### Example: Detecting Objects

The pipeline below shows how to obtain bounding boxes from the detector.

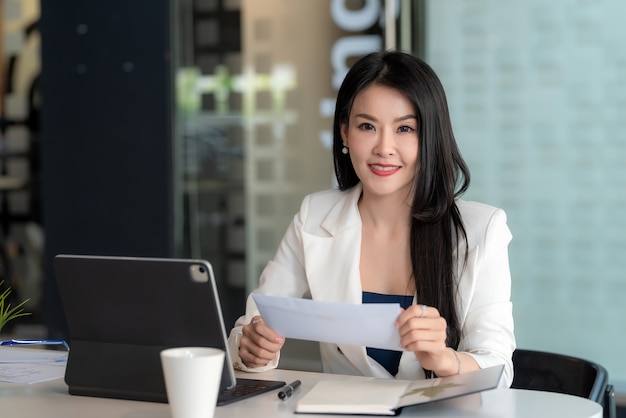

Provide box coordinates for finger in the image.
[402,339,445,355]
[239,333,281,367]
[239,317,284,367]
[396,305,427,328]
[399,318,447,339]
[399,318,447,341]
[400,326,448,357]
[247,317,284,346]
[398,316,447,350]
[400,328,446,349]
[405,304,439,319]
[240,330,281,356]
[398,314,447,333]
[239,347,275,367]
[239,340,277,364]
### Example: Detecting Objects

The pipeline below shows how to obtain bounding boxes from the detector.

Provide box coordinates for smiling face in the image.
[341,83,419,202]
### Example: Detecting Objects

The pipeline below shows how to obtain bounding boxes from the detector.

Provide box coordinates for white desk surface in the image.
[0,367,603,418]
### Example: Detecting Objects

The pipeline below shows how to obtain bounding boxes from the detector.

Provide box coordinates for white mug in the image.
[160,347,225,418]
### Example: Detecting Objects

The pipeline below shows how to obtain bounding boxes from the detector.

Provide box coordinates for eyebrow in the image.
[354,113,417,123]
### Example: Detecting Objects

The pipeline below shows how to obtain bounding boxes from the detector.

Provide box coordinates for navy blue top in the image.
[362,291,414,376]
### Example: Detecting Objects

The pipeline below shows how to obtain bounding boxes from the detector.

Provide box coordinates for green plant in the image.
[0,280,31,333]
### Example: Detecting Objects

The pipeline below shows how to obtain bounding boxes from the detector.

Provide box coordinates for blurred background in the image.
[0,0,624,409]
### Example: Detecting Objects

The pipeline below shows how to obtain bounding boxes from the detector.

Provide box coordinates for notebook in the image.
[54,254,285,405]
[295,365,504,415]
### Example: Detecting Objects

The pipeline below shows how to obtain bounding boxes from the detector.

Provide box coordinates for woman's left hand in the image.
[396,304,453,375]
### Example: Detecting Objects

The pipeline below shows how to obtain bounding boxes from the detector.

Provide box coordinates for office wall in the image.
[39,1,176,339]
[426,0,626,392]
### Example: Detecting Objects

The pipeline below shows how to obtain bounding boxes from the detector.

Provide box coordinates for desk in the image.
[0,368,603,418]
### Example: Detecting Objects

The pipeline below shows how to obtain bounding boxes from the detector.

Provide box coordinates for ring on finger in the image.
[420,304,427,318]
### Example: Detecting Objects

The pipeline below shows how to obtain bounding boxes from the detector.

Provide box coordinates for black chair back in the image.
[511,349,615,418]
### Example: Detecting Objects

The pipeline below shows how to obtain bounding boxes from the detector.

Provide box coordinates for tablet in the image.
[54,254,284,405]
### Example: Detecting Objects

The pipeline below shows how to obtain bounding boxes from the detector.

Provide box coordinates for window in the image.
[426,0,626,392]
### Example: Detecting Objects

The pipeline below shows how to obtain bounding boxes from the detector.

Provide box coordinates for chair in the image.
[511,349,616,418]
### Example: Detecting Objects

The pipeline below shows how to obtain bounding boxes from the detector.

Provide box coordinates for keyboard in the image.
[217,378,286,406]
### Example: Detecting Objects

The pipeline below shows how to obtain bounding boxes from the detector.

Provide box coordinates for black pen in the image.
[278,379,302,400]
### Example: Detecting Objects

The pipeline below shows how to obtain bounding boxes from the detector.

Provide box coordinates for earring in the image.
[341,143,349,154]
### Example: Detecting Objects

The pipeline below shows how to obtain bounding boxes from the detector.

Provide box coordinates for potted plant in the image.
[0,280,31,333]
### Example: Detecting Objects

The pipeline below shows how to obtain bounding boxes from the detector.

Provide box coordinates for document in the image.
[0,347,68,384]
[295,365,504,415]
[252,294,405,351]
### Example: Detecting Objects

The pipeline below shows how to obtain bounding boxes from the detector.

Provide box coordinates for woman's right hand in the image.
[239,316,285,368]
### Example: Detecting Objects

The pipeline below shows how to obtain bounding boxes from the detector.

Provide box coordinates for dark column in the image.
[39,1,175,339]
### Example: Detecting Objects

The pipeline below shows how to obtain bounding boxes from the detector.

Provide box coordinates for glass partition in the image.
[174,0,386,297]
[425,0,626,392]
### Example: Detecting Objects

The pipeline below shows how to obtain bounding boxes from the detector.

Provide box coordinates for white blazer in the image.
[228,184,516,387]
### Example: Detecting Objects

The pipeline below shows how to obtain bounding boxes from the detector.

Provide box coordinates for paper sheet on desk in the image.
[252,294,406,351]
[0,348,67,384]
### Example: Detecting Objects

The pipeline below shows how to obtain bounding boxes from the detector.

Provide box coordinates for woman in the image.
[227,50,515,386]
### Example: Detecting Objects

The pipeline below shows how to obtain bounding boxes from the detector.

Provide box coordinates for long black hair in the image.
[333,50,470,350]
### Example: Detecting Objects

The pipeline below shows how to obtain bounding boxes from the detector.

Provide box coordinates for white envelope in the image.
[252,294,406,351]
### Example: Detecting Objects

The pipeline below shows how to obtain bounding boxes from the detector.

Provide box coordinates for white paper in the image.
[0,348,68,384]
[252,294,406,351]
[0,348,68,364]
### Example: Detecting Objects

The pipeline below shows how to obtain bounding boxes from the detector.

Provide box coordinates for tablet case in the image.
[54,255,241,402]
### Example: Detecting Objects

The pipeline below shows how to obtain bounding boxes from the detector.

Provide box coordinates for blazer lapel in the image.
[303,184,363,304]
